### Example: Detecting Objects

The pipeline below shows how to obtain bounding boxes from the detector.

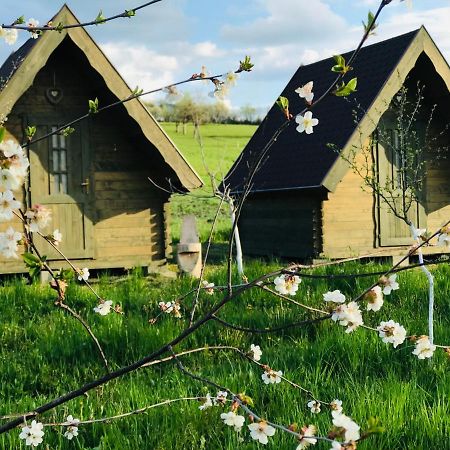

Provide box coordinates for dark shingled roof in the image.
[224,29,420,194]
[0,37,39,90]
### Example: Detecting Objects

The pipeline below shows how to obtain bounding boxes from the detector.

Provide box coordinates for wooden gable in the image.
[0,4,202,191]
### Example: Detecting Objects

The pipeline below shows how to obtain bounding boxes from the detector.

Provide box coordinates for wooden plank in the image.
[96,246,153,257]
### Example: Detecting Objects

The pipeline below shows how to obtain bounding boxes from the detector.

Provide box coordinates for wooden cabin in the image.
[224,28,450,260]
[0,5,202,274]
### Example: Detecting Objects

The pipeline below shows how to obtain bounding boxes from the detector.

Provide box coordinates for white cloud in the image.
[221,0,347,46]
[375,7,450,60]
[100,43,179,92]
[99,39,234,97]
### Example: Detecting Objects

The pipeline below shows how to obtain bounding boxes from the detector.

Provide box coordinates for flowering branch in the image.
[1,1,163,32]
[21,64,252,150]
[171,348,352,447]
[224,0,392,298]
[43,397,206,426]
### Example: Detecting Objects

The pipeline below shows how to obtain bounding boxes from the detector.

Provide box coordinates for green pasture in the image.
[1,260,450,448]
[160,122,257,244]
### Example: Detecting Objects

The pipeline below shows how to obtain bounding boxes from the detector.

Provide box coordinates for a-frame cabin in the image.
[0,5,202,274]
[224,28,450,260]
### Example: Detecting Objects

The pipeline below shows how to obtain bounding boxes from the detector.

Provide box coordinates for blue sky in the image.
[1,0,449,113]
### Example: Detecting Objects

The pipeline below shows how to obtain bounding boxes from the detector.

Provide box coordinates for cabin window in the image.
[50,126,68,194]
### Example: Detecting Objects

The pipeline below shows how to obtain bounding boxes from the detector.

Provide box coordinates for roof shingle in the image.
[224,29,420,194]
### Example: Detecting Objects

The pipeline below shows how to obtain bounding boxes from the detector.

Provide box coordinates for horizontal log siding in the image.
[238,192,321,259]
[426,159,450,236]
[0,39,171,273]
[93,172,165,265]
[322,150,376,258]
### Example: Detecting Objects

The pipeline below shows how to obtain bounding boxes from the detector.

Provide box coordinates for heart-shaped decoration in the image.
[45,88,63,105]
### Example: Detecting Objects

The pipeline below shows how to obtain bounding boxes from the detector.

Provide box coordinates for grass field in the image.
[1,123,449,448]
[1,261,450,448]
[160,122,257,245]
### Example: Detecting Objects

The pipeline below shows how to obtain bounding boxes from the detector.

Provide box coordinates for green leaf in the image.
[25,125,36,140]
[132,86,143,97]
[363,10,378,35]
[0,126,5,143]
[333,77,358,97]
[61,126,75,137]
[88,98,99,114]
[14,15,25,25]
[331,54,352,74]
[125,9,136,17]
[55,22,65,33]
[276,96,289,112]
[22,252,41,268]
[238,56,254,72]
[95,10,106,24]
[238,393,254,407]
[334,54,345,67]
[29,266,42,279]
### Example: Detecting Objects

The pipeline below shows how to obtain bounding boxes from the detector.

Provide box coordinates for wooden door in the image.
[376,129,426,246]
[29,122,93,259]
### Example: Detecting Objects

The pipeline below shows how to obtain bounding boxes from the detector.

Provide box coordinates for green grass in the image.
[160,122,257,245]
[1,261,450,448]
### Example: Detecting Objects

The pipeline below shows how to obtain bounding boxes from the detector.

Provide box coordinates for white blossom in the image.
[331,301,363,333]
[307,400,321,414]
[163,85,181,103]
[220,411,245,431]
[19,420,45,447]
[331,411,360,442]
[215,390,228,405]
[0,140,29,184]
[248,421,276,445]
[330,399,343,413]
[274,274,301,295]
[27,18,40,39]
[202,280,215,294]
[199,393,213,410]
[323,290,345,304]
[262,369,282,384]
[77,267,90,281]
[1,139,22,158]
[366,285,384,312]
[437,232,450,247]
[377,320,407,348]
[330,442,342,450]
[0,167,21,190]
[223,71,238,87]
[159,301,181,318]
[0,226,22,258]
[93,300,113,316]
[209,84,230,100]
[412,335,436,359]
[63,415,80,440]
[0,190,21,221]
[25,205,51,232]
[295,111,319,134]
[379,274,399,295]
[2,28,18,45]
[52,229,62,246]
[412,227,426,241]
[250,344,262,361]
[296,424,317,449]
[295,81,314,103]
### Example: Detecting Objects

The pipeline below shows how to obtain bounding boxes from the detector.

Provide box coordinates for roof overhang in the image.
[0,4,202,191]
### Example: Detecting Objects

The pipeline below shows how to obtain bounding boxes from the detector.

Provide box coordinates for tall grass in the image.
[1,261,450,448]
[160,122,256,244]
